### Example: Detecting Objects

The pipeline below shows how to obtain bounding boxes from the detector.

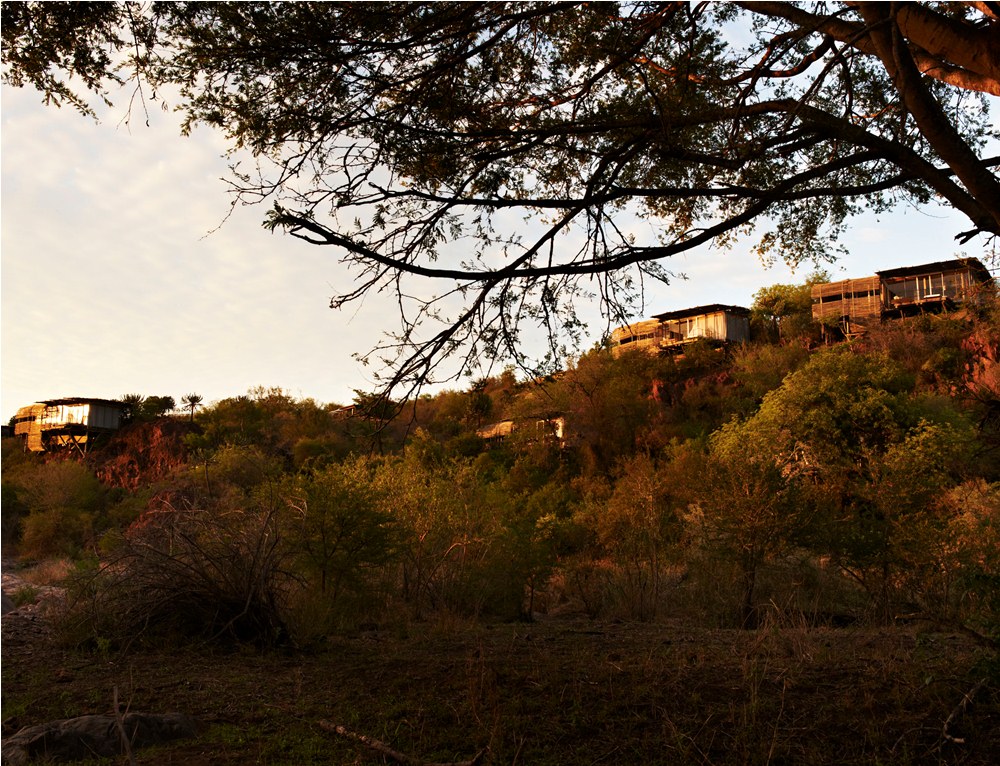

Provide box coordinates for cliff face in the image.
[90,419,195,490]
[965,326,1000,393]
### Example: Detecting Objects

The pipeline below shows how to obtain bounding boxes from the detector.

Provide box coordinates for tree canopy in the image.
[3,1,998,394]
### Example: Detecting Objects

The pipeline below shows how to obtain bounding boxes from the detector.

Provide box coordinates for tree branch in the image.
[853,2,1000,235]
[739,1,1000,95]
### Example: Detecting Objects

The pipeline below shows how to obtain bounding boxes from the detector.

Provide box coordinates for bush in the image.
[924,480,1000,637]
[20,507,95,559]
[6,459,105,558]
[65,503,295,648]
[282,461,398,612]
[1,481,29,544]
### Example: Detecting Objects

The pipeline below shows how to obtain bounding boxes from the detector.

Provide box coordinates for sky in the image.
[1,81,992,425]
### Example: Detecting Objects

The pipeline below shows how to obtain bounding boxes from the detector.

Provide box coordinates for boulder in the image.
[1,712,198,765]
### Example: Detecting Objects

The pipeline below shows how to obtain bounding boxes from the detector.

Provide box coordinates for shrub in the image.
[11,584,39,608]
[1,482,29,544]
[20,507,95,559]
[7,460,105,558]
[282,461,398,607]
[931,480,1000,637]
[65,503,295,648]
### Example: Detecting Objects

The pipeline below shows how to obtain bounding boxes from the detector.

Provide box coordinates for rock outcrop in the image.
[90,419,195,490]
[2,712,199,765]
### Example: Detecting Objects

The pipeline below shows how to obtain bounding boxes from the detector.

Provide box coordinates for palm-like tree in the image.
[119,393,145,424]
[181,393,204,422]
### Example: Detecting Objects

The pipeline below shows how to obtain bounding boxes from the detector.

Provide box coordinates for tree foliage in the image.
[180,393,204,422]
[716,348,982,619]
[7,459,105,558]
[3,1,998,392]
[3,285,999,641]
[689,428,804,628]
[138,395,176,421]
[750,270,829,342]
[283,459,397,601]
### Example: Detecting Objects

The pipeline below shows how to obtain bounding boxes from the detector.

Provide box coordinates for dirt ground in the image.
[3,581,999,766]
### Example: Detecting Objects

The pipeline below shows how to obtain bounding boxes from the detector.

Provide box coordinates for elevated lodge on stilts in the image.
[810,257,993,337]
[12,397,128,454]
[610,304,752,357]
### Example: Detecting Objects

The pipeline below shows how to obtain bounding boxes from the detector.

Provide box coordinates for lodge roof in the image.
[652,304,750,322]
[38,397,128,409]
[876,257,992,282]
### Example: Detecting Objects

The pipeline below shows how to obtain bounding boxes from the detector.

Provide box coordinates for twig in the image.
[112,685,137,766]
[318,721,487,766]
[942,678,987,745]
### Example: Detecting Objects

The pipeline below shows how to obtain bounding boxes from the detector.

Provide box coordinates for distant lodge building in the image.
[611,304,751,357]
[13,397,128,453]
[477,415,567,446]
[811,257,993,336]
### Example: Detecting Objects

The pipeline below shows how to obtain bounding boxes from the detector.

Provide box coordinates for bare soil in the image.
[3,599,998,766]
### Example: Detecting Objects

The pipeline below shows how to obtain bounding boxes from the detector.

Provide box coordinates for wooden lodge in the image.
[13,397,128,453]
[477,415,567,446]
[611,304,750,357]
[811,257,993,336]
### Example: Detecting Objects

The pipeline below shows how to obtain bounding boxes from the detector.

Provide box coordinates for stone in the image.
[1,712,199,765]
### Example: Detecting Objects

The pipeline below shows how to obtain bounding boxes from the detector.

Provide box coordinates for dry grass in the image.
[17,557,75,586]
[3,611,998,766]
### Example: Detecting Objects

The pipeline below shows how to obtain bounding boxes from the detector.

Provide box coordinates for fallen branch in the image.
[942,678,987,745]
[318,721,487,766]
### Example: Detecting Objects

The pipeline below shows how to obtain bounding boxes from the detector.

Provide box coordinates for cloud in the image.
[2,87,378,418]
[855,226,889,244]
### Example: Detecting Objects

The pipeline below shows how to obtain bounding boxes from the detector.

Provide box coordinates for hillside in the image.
[90,419,195,490]
[2,301,1000,764]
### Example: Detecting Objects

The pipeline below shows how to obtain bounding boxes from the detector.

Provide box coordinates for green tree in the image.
[939,480,1000,638]
[347,390,408,453]
[720,348,977,620]
[187,395,265,449]
[291,435,351,472]
[685,428,804,628]
[283,459,396,603]
[119,393,144,424]
[863,420,974,617]
[750,271,829,343]
[554,347,668,474]
[1,436,36,542]
[10,460,105,557]
[597,452,680,620]
[466,383,494,429]
[4,2,997,392]
[0,483,29,544]
[729,343,811,415]
[744,350,916,475]
[138,395,176,421]
[372,435,543,620]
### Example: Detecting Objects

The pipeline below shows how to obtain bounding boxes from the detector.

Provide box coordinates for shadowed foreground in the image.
[3,608,998,766]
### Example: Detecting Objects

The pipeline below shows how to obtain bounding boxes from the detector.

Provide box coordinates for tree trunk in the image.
[739,555,759,629]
